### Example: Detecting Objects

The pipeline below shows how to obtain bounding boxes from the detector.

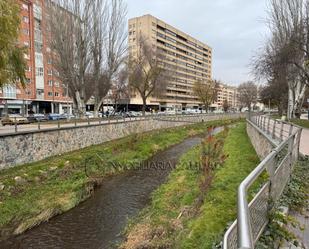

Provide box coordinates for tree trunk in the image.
[288,82,306,119]
[142,97,147,116]
[94,97,105,118]
[204,104,208,113]
[75,91,86,118]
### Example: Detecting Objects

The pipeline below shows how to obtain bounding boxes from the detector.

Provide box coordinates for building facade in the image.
[0,0,72,117]
[128,14,213,111]
[211,83,240,111]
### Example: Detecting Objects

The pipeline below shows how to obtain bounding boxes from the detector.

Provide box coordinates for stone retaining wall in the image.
[0,114,244,170]
[246,119,275,159]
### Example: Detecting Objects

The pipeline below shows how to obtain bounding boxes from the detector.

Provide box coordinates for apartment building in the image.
[0,0,72,116]
[211,84,240,111]
[128,14,212,111]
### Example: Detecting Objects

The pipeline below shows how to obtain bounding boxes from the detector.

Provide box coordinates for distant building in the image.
[128,14,213,111]
[211,83,240,111]
[0,0,72,116]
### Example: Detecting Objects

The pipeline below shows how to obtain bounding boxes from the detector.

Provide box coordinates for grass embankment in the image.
[0,118,241,240]
[291,118,309,129]
[121,122,261,249]
[271,115,309,129]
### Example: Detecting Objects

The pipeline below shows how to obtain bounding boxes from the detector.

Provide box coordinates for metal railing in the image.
[0,113,245,136]
[223,114,302,249]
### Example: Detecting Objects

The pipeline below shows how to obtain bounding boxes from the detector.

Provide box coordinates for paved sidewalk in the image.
[300,128,309,156]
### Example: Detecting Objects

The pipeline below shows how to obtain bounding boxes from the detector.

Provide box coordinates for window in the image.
[36,67,44,76]
[157,32,165,39]
[24,53,30,60]
[22,4,29,10]
[47,58,52,64]
[3,86,16,98]
[23,16,29,23]
[47,70,53,76]
[48,92,53,96]
[26,78,31,84]
[24,41,30,47]
[48,80,53,86]
[187,40,196,47]
[26,66,31,72]
[166,36,176,43]
[23,29,29,35]
[165,29,176,37]
[165,43,176,50]
[34,41,42,52]
[54,81,59,87]
[54,92,59,97]
[26,90,31,95]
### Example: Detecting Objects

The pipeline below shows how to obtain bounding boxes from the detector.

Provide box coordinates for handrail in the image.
[0,113,245,137]
[237,150,277,248]
[223,114,302,249]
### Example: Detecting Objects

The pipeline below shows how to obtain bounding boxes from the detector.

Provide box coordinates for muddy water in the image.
[0,127,223,249]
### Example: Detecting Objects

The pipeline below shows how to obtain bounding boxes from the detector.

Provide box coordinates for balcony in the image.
[33,5,42,20]
[34,29,42,43]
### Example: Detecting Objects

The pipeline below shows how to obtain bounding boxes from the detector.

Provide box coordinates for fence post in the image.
[296,130,302,161]
[87,116,90,125]
[267,117,271,134]
[288,135,295,175]
[272,119,276,139]
[280,122,284,141]
[14,117,17,133]
[74,117,77,127]
[38,119,41,130]
[288,124,293,137]
[58,119,60,129]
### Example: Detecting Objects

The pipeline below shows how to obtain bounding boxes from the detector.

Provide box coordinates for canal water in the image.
[0,127,223,249]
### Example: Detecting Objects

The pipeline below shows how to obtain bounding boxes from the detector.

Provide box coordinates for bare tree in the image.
[90,0,127,117]
[223,99,229,113]
[109,68,129,111]
[47,0,93,116]
[193,79,217,112]
[128,39,168,115]
[47,0,127,117]
[238,81,258,112]
[253,0,309,118]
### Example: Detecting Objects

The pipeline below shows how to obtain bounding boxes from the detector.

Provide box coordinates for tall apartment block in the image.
[213,84,240,111]
[128,14,213,111]
[0,0,72,116]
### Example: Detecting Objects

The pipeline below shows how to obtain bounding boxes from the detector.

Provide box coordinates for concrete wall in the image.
[0,114,244,170]
[246,120,275,160]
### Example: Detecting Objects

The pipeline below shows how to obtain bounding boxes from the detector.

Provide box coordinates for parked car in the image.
[60,113,75,120]
[129,111,143,117]
[85,112,94,119]
[47,113,63,121]
[1,114,30,126]
[27,114,48,123]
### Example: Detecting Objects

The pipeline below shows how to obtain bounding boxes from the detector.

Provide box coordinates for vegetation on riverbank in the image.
[256,156,309,248]
[291,118,309,129]
[121,122,261,249]
[0,118,241,241]
[272,115,309,129]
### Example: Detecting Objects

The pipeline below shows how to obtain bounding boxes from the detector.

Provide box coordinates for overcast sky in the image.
[127,0,270,86]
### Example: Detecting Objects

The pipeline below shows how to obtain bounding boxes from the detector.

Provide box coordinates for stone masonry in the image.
[0,114,244,170]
